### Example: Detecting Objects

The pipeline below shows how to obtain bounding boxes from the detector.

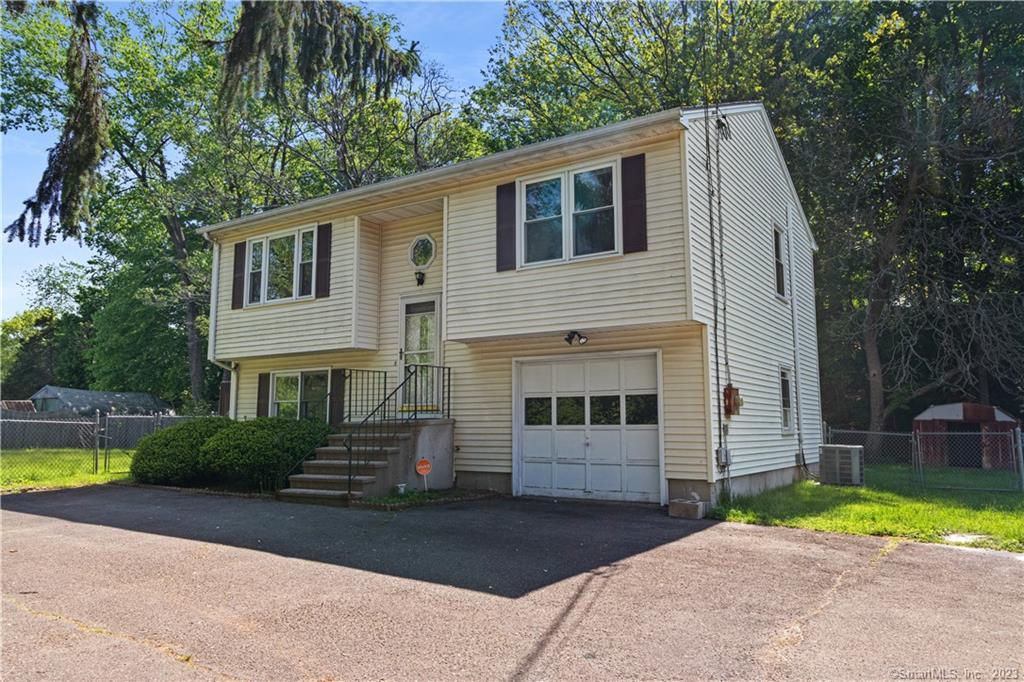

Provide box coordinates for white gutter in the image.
[196,107,701,237]
[206,236,220,364]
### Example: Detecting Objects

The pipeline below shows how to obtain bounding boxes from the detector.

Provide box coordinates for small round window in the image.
[409,234,436,269]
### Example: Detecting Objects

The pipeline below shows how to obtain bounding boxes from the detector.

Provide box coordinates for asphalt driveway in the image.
[2,485,1021,681]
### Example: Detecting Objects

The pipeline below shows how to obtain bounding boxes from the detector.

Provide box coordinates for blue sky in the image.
[0,1,506,318]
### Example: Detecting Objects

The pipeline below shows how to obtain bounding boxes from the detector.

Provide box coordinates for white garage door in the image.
[516,354,661,503]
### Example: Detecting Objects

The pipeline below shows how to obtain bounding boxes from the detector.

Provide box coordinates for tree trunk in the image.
[864,297,887,432]
[183,296,205,407]
[161,214,207,408]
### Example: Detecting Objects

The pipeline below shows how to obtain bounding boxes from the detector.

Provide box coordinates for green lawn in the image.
[711,465,1024,552]
[1,448,134,492]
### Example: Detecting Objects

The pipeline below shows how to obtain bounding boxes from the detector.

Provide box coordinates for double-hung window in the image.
[246,227,316,305]
[272,370,329,421]
[520,160,620,266]
[780,367,793,432]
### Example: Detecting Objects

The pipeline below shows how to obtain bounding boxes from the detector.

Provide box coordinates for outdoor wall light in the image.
[415,271,426,286]
[564,330,588,346]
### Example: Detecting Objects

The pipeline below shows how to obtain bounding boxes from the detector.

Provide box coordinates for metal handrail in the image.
[275,369,388,491]
[344,364,452,496]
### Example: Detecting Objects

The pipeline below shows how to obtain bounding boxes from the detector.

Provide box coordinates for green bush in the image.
[130,417,232,485]
[201,417,330,489]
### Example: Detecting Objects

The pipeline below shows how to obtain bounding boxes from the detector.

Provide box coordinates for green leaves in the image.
[218,1,420,109]
[4,1,108,245]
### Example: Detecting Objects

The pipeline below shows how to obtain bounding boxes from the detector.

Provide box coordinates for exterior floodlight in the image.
[564,330,587,346]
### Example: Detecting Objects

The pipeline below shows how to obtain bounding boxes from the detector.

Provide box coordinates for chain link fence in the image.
[1,412,205,490]
[828,427,1024,492]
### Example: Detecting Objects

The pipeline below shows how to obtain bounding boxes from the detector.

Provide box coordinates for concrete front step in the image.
[315,446,400,459]
[303,459,389,475]
[288,473,375,491]
[276,487,363,506]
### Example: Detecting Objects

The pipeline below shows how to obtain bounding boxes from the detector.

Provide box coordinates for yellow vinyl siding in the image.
[233,324,710,481]
[213,217,355,359]
[353,219,381,349]
[685,110,822,479]
[233,211,444,411]
[445,138,688,341]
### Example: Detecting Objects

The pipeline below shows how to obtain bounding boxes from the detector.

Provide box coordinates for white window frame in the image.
[773,224,788,301]
[244,225,317,307]
[270,368,330,420]
[779,366,794,433]
[516,157,623,269]
[408,234,437,270]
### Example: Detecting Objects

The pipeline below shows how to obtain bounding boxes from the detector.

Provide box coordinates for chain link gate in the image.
[1,412,206,489]
[827,427,1024,492]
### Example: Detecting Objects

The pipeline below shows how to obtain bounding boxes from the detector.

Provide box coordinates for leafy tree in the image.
[2,2,475,409]
[2,0,420,245]
[470,0,1024,427]
[2,0,107,246]
[1,308,59,398]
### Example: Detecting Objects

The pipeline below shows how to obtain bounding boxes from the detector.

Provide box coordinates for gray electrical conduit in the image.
[785,212,814,480]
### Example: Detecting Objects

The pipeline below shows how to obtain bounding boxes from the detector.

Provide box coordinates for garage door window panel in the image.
[524,397,552,426]
[589,395,622,425]
[556,396,585,425]
[626,394,658,425]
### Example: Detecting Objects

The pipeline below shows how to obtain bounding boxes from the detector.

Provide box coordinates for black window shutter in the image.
[496,182,516,271]
[621,154,647,254]
[315,223,332,298]
[329,368,346,428]
[256,373,270,417]
[218,370,231,416]
[231,242,246,309]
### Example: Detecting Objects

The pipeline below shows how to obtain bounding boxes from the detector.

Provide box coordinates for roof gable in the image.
[680,102,817,252]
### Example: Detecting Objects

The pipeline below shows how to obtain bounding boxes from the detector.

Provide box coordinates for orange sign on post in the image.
[416,458,432,491]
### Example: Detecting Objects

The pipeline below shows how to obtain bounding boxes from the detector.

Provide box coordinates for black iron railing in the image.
[274,365,450,494]
[275,369,387,491]
[343,364,451,495]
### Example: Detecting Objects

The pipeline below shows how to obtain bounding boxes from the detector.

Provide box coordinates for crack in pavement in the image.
[3,595,240,681]
[758,538,904,678]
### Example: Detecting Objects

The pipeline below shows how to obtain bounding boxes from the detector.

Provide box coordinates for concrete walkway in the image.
[2,485,1021,680]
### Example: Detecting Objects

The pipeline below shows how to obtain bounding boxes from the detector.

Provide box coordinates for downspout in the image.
[785,206,807,472]
[204,234,238,418]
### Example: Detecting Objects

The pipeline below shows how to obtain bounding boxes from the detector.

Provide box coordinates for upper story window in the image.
[773,225,787,298]
[246,227,316,306]
[519,160,621,267]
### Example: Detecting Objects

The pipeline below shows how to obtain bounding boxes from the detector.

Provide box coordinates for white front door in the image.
[517,353,661,502]
[400,294,440,412]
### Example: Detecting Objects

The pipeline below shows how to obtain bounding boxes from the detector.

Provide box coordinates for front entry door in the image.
[400,294,440,413]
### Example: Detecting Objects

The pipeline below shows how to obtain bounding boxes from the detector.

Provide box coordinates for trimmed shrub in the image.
[130,417,232,485]
[201,417,330,490]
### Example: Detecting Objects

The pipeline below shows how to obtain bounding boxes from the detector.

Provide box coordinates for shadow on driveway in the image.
[2,485,715,598]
